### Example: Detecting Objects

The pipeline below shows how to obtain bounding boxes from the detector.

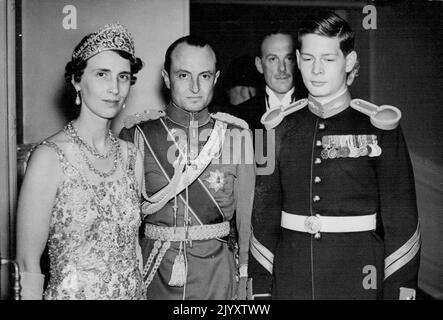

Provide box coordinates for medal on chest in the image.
[205,169,225,192]
[321,134,382,159]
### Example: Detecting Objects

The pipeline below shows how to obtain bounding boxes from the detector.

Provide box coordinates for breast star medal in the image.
[205,169,225,193]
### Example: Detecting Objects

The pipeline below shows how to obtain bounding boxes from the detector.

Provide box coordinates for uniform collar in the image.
[308,88,351,119]
[265,86,295,110]
[165,102,211,128]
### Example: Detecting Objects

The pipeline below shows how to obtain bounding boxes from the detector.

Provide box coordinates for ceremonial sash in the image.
[137,118,226,225]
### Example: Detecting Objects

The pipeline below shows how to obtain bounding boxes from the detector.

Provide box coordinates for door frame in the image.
[0,0,17,300]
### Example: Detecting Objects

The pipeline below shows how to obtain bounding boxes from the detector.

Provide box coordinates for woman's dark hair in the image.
[297,11,355,56]
[64,35,144,85]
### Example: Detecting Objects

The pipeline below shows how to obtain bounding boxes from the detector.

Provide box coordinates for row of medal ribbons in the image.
[321,134,382,159]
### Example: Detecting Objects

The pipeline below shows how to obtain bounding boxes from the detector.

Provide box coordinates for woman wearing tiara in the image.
[16,23,145,300]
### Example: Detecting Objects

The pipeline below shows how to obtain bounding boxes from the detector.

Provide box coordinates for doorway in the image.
[0,0,18,300]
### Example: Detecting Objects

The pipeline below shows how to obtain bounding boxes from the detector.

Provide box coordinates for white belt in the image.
[281,211,376,234]
[144,221,230,242]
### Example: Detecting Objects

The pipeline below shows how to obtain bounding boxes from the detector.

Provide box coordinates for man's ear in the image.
[345,51,357,73]
[255,56,264,74]
[296,50,302,70]
[214,70,221,85]
[161,69,171,89]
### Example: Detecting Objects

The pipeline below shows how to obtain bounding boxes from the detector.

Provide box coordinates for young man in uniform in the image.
[266,11,420,299]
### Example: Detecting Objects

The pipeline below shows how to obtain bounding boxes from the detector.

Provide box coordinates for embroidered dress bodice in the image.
[41,140,145,300]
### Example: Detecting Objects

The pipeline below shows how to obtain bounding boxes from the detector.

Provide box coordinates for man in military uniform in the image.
[265,11,420,299]
[120,36,255,300]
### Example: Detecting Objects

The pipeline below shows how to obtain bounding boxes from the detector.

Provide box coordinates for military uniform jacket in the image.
[265,93,420,299]
[119,103,255,300]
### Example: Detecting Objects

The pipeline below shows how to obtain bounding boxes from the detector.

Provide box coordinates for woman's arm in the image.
[15,144,61,299]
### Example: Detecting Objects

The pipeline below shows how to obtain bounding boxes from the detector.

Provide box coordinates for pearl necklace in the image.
[64,122,121,178]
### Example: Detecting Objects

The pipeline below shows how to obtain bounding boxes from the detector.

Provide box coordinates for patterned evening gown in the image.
[39,140,145,300]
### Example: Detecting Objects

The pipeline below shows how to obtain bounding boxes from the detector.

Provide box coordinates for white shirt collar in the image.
[265,86,295,110]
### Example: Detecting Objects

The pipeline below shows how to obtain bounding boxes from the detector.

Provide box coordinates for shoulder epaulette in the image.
[123,109,165,129]
[210,112,249,130]
[261,98,307,130]
[350,98,401,130]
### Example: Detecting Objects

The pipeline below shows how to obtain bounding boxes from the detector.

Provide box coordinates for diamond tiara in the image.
[72,23,135,61]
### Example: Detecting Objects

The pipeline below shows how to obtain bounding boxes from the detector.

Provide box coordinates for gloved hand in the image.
[20,272,44,300]
[236,277,248,300]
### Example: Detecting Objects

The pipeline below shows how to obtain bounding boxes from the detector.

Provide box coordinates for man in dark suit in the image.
[233,30,301,131]
[227,30,305,299]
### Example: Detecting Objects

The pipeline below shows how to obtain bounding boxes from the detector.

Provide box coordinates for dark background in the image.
[191,0,443,299]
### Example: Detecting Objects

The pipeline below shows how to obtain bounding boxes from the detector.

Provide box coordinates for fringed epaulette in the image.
[123,109,165,129]
[210,112,249,130]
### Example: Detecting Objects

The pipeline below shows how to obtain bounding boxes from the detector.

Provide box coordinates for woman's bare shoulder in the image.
[28,130,69,169]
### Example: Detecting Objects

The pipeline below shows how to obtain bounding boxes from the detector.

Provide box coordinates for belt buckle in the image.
[304,215,322,236]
